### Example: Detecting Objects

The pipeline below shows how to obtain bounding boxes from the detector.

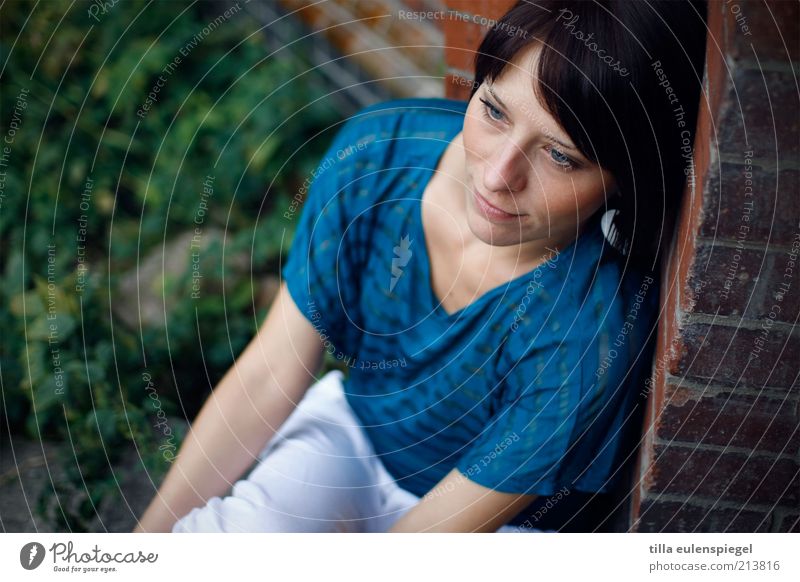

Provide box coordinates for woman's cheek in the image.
[462,102,481,142]
[537,171,578,213]
[462,117,490,167]
[576,169,615,212]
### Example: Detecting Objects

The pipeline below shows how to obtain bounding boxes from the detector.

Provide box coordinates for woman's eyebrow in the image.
[485,85,579,152]
[546,135,579,152]
[486,85,510,111]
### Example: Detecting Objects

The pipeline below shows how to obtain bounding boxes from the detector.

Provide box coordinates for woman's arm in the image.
[134,281,324,532]
[389,468,537,532]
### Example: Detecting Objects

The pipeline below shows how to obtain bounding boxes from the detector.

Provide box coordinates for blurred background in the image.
[2,0,798,534]
[0,0,451,532]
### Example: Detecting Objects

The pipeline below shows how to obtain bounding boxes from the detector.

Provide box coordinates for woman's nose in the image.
[482,143,527,193]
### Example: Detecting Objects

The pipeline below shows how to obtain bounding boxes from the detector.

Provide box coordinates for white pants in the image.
[173,370,533,533]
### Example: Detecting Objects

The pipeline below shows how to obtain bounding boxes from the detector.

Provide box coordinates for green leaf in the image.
[87,409,117,443]
[32,375,65,415]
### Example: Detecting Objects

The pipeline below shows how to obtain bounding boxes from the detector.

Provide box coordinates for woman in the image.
[135,0,706,533]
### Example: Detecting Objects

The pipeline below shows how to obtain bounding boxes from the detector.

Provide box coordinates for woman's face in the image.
[461,43,616,250]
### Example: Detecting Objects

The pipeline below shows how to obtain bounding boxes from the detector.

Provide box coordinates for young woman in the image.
[135,0,706,533]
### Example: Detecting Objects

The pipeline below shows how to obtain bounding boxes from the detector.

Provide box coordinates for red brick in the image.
[443,19,486,71]
[671,323,800,388]
[656,383,800,456]
[685,244,763,317]
[446,0,515,21]
[705,1,728,115]
[445,73,475,101]
[401,0,444,12]
[699,163,799,246]
[687,244,800,324]
[352,0,392,22]
[635,498,772,532]
[656,125,706,406]
[444,45,478,74]
[716,68,799,161]
[661,44,712,360]
[632,0,798,534]
[442,0,519,71]
[725,0,799,62]
[649,444,799,505]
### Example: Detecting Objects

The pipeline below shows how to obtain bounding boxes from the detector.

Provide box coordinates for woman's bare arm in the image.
[134,281,324,532]
[389,468,537,532]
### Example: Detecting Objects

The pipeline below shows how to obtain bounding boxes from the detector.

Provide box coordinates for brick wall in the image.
[443,0,515,99]
[633,0,799,533]
[442,0,799,532]
[276,0,447,98]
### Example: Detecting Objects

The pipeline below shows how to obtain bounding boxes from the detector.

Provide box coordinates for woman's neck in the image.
[441,133,588,276]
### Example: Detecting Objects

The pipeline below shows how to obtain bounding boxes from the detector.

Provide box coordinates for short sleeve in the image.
[453,261,659,498]
[454,344,584,497]
[281,121,364,356]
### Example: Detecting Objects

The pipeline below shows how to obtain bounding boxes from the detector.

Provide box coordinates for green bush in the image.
[0,0,341,531]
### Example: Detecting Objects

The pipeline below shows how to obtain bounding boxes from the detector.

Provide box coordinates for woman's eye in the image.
[548,146,574,169]
[479,98,504,122]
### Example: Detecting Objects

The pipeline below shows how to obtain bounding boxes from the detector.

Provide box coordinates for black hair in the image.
[470,0,707,270]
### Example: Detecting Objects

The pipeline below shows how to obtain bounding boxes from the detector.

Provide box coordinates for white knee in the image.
[173,437,381,533]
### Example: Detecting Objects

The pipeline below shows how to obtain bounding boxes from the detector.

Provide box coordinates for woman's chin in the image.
[465,210,527,247]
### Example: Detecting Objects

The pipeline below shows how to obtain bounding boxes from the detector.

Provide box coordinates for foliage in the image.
[0,0,341,531]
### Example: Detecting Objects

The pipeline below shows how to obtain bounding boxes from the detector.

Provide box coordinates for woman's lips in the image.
[473,189,523,221]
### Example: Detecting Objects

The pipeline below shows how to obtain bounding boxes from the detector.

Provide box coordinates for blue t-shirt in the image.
[281,97,659,526]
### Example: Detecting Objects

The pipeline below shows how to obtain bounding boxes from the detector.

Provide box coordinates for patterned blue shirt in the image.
[281,98,658,526]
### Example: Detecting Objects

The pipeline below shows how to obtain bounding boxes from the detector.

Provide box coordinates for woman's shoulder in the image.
[353,97,469,123]
[500,220,659,360]
[335,97,468,150]
[297,98,468,238]
[313,97,467,209]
